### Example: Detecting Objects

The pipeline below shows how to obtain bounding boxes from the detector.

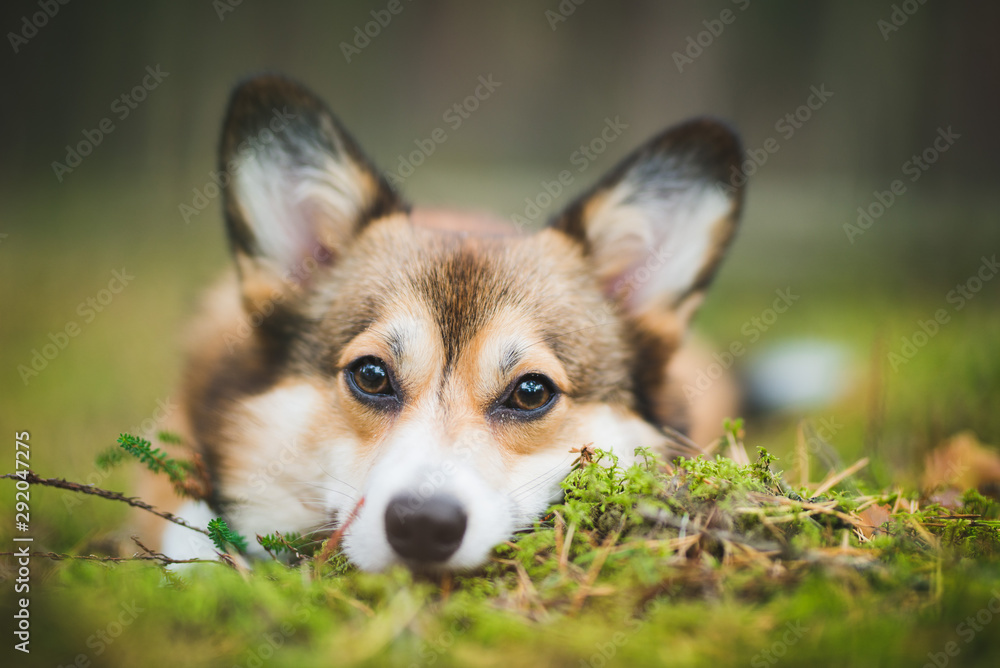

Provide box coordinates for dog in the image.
[140,74,744,572]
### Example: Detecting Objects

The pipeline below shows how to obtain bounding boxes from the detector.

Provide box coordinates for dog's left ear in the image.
[551,117,744,327]
[219,74,403,311]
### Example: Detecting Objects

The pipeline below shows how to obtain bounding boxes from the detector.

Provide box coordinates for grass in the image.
[6,433,1000,667]
[2,177,1000,666]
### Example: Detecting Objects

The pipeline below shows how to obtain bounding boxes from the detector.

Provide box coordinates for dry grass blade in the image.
[726,429,751,466]
[514,561,548,619]
[315,497,365,570]
[569,524,623,615]
[559,521,576,575]
[812,457,870,497]
[553,511,566,575]
[796,421,810,488]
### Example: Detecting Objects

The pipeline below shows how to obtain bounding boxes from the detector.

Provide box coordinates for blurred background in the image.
[2,0,999,546]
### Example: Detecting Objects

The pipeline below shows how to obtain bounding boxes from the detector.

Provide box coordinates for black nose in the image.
[384,493,467,563]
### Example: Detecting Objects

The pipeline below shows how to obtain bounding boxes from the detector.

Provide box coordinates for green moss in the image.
[8,441,1000,667]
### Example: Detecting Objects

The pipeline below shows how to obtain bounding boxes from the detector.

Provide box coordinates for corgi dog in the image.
[143,74,744,571]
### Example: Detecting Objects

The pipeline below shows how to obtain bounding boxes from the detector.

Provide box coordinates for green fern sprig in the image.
[208,518,248,553]
[156,430,184,445]
[95,445,130,471]
[113,433,193,484]
[257,531,310,558]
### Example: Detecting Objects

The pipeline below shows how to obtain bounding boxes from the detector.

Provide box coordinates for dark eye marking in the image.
[345,357,399,408]
[495,373,558,420]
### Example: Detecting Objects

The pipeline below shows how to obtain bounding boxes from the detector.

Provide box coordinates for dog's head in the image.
[199,75,744,571]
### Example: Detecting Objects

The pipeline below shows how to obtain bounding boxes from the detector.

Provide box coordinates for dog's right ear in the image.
[219,75,403,311]
[550,117,744,327]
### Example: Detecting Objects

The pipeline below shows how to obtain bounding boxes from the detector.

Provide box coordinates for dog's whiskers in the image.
[507,453,575,496]
[509,456,576,502]
[658,424,707,457]
[287,480,357,503]
[315,463,360,493]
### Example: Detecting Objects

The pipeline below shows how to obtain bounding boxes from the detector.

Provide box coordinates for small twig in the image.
[569,520,624,615]
[258,536,281,562]
[256,533,306,562]
[130,535,163,559]
[0,550,221,566]
[1,471,210,537]
[743,494,862,526]
[513,560,548,619]
[611,534,701,556]
[906,516,940,550]
[553,511,565,576]
[129,533,238,570]
[854,495,886,513]
[559,521,576,574]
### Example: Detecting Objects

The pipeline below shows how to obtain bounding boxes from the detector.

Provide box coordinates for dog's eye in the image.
[347,357,393,396]
[505,375,555,412]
